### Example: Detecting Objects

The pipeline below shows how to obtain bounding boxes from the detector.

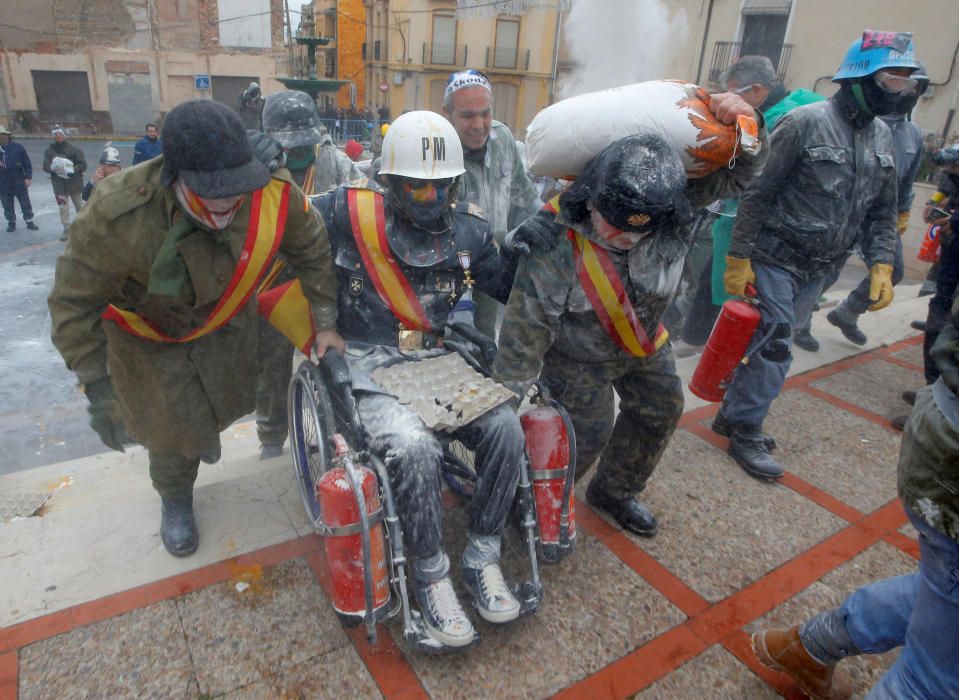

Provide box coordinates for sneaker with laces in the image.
[463,563,521,623]
[413,576,476,647]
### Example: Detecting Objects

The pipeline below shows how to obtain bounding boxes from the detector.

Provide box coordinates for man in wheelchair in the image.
[313,111,548,649]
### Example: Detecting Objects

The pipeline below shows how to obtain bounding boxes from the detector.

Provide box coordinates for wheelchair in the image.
[287,347,576,654]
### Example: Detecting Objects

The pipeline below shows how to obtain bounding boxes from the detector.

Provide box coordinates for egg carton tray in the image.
[371,353,517,432]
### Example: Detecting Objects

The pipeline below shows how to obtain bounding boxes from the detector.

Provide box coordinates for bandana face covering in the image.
[589,205,648,251]
[175,179,245,230]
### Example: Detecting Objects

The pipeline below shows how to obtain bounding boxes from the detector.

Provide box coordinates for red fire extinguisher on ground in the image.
[689,284,763,402]
[317,436,391,625]
[521,401,576,563]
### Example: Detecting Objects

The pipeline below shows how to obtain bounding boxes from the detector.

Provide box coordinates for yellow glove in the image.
[724,256,755,297]
[897,211,909,235]
[868,263,894,311]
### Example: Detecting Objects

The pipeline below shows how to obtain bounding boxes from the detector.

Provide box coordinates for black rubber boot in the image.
[891,414,908,431]
[6,222,14,232]
[160,494,199,557]
[902,390,917,406]
[826,307,867,346]
[26,221,38,231]
[910,320,927,332]
[585,480,658,537]
[793,329,820,352]
[728,430,784,481]
[711,411,777,451]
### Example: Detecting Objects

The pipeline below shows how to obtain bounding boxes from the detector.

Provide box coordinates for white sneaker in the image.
[463,563,521,623]
[413,576,476,648]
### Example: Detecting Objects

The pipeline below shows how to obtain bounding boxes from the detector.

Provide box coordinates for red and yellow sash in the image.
[102,179,291,342]
[568,229,668,357]
[347,188,433,332]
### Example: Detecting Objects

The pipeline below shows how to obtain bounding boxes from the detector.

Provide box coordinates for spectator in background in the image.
[42,125,86,241]
[0,124,38,232]
[132,123,162,165]
[238,82,264,130]
[82,145,122,202]
[314,133,360,193]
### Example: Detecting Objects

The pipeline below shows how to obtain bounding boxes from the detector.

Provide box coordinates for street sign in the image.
[379,81,389,93]
[194,74,211,90]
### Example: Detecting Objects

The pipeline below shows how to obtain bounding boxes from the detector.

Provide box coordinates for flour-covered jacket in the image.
[494,144,768,379]
[730,98,897,276]
[315,183,516,390]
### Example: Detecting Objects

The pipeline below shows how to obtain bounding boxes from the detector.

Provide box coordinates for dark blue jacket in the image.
[0,140,33,185]
[132,136,162,165]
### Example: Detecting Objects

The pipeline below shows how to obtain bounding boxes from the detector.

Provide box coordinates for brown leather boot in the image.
[751,626,851,700]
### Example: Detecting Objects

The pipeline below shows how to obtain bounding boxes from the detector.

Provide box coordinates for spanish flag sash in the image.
[347,188,433,332]
[102,179,291,343]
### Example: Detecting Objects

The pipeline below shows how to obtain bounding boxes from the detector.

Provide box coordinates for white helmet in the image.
[379,110,465,179]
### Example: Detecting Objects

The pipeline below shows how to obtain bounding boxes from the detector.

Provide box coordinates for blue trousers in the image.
[722,261,826,428]
[802,507,959,699]
[844,235,906,315]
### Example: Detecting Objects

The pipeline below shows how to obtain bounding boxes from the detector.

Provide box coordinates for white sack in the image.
[526,80,760,179]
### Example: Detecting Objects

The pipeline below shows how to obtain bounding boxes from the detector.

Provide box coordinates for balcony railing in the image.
[485,45,530,71]
[707,41,793,86]
[422,42,467,66]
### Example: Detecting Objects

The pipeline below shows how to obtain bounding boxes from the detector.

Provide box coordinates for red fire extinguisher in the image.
[317,437,391,624]
[917,224,942,263]
[521,404,576,563]
[689,284,762,402]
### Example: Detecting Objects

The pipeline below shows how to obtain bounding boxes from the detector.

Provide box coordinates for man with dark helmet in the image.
[314,110,548,650]
[48,100,343,557]
[252,89,329,459]
[238,81,264,130]
[493,90,767,538]
[717,30,915,480]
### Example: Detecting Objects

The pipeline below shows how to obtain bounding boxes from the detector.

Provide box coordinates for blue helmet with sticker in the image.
[833,30,920,82]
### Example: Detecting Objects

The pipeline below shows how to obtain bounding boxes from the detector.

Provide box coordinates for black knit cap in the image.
[161,99,269,198]
[560,133,692,233]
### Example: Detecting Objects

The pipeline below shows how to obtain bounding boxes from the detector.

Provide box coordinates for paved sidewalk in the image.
[0,290,932,699]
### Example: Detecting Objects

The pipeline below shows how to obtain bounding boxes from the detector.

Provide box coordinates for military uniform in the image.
[48,157,338,497]
[456,121,542,338]
[493,144,766,500]
[316,183,523,579]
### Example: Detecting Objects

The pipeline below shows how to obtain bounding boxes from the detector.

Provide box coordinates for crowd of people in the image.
[37,27,958,697]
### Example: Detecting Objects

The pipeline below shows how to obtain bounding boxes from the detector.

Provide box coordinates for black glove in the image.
[246,130,286,173]
[84,377,130,452]
[502,210,560,256]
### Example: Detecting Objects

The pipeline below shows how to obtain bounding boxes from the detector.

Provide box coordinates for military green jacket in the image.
[48,157,338,456]
[493,142,768,383]
[456,121,541,244]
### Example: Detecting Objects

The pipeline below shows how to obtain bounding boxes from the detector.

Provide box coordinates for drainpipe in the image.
[694,0,716,85]
[548,4,563,103]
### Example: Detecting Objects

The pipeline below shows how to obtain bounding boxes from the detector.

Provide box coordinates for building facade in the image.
[362,0,564,131]
[0,0,292,134]
[312,0,368,112]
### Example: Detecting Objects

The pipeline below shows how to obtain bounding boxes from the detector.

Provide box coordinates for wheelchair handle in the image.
[320,347,353,388]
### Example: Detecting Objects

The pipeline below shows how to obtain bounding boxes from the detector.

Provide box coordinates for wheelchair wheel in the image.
[288,361,338,528]
[442,440,477,500]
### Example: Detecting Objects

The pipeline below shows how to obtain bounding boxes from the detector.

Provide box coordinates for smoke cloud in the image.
[559,0,688,98]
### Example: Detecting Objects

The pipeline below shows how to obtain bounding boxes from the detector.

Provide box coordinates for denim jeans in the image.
[722,261,826,428]
[806,507,959,698]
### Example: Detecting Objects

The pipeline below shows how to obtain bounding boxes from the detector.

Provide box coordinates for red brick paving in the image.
[0,337,924,699]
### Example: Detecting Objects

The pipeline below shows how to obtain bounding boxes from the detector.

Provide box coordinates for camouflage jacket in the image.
[48,158,338,454]
[730,98,898,274]
[316,184,516,347]
[456,121,541,244]
[493,145,768,382]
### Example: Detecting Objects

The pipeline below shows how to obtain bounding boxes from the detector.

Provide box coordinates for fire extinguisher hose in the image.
[741,292,778,364]
[548,397,577,549]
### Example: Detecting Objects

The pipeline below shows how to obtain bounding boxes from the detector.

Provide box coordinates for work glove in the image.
[723,255,755,297]
[246,130,287,173]
[867,263,894,311]
[502,211,560,256]
[897,211,910,236]
[84,377,130,452]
